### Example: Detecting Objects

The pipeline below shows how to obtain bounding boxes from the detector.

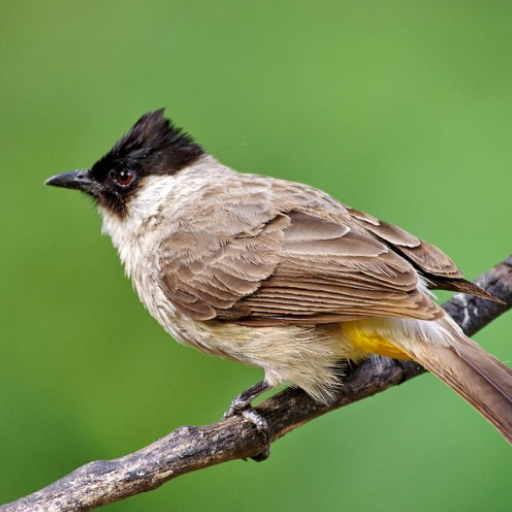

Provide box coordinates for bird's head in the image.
[45,109,204,219]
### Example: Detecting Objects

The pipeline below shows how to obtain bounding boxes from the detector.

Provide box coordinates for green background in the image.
[1,1,512,510]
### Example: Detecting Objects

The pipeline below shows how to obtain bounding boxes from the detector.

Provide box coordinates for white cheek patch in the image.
[98,175,178,273]
[100,176,178,238]
[128,175,179,222]
[99,154,225,246]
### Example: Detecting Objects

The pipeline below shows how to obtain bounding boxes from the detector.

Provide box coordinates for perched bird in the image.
[46,109,512,443]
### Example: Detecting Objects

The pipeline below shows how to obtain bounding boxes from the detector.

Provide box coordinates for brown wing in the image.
[158,209,445,326]
[158,213,289,320]
[346,208,500,303]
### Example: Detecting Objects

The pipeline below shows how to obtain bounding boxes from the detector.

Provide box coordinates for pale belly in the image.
[161,314,422,403]
[137,273,447,403]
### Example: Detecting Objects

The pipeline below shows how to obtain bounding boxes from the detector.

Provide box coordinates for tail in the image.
[406,321,512,445]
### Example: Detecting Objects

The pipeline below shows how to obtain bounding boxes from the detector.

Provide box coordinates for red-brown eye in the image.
[116,170,135,187]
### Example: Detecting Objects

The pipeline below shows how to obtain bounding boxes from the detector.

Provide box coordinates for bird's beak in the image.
[45,170,97,194]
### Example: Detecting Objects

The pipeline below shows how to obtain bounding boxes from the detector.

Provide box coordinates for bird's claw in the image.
[223,400,268,433]
[222,384,271,461]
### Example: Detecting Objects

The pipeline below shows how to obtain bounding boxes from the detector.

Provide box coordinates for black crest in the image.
[90,109,204,181]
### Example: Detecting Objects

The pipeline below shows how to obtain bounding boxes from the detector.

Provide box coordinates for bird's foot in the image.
[223,398,269,433]
[222,381,272,461]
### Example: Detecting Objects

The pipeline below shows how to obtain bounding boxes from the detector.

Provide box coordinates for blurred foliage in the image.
[1,1,512,510]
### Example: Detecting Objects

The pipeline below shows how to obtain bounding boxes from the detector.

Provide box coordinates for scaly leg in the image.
[223,380,272,431]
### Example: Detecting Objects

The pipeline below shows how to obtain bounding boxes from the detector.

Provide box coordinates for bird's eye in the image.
[115,170,135,188]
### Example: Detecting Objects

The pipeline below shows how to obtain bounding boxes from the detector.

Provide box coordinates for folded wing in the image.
[158,208,458,325]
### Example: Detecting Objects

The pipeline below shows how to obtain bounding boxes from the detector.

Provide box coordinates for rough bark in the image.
[2,256,512,512]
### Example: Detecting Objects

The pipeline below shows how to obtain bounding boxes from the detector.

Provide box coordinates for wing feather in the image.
[158,207,447,324]
[346,208,500,302]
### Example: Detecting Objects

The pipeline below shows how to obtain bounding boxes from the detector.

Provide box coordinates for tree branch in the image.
[2,255,512,512]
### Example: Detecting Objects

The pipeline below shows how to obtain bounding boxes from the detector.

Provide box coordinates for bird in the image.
[46,109,512,444]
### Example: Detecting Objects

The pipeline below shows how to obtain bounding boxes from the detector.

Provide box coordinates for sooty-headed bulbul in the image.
[46,109,512,444]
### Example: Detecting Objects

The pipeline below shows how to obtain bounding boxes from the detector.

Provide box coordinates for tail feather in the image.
[408,334,512,445]
[454,337,512,402]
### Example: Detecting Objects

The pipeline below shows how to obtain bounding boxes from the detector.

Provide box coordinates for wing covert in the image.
[158,208,444,325]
